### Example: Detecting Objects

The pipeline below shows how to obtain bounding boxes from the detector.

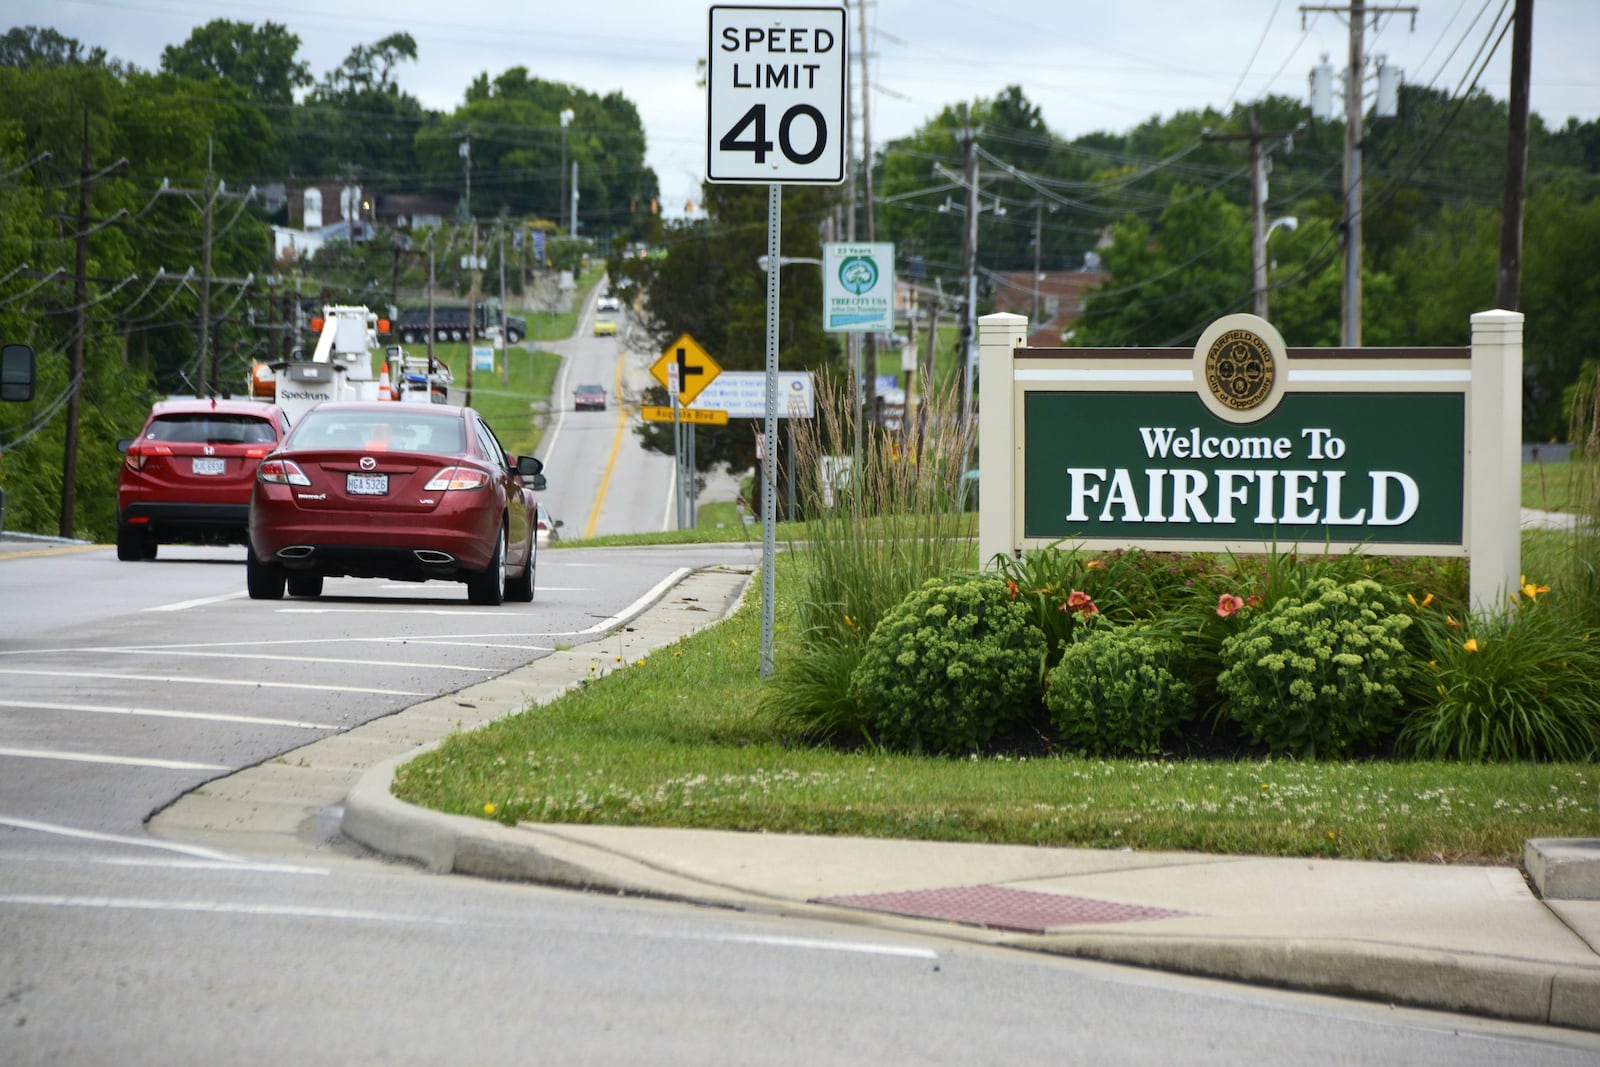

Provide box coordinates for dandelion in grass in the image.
[1216,593,1245,618]
[483,802,496,815]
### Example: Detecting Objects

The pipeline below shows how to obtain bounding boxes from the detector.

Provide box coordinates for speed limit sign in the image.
[707,6,847,184]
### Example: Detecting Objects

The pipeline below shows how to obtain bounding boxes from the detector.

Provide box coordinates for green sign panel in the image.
[1023,391,1465,544]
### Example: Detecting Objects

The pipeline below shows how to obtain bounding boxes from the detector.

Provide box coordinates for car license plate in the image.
[346,473,388,496]
[191,457,226,475]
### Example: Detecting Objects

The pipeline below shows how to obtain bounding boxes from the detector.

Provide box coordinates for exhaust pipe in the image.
[276,545,314,559]
[413,550,455,565]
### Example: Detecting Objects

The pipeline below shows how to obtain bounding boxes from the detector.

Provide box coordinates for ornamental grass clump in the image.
[1044,623,1195,756]
[849,573,1046,755]
[1398,578,1600,761]
[1217,577,1411,758]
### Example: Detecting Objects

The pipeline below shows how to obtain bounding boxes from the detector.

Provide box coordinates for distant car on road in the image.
[536,502,562,547]
[116,397,291,561]
[246,401,545,605]
[573,383,607,411]
[596,294,622,313]
[593,317,618,337]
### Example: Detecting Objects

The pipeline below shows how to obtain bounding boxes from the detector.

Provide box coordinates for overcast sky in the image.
[9,0,1596,217]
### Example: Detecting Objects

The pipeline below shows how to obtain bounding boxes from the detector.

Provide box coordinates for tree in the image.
[610,183,843,489]
[159,20,310,107]
[291,34,425,187]
[0,26,115,70]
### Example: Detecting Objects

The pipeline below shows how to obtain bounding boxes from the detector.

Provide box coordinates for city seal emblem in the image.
[1204,328,1275,412]
[1191,313,1288,424]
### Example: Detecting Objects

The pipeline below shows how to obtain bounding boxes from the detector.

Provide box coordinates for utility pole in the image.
[62,112,92,540]
[1302,1,1415,345]
[499,221,510,386]
[1203,110,1301,319]
[465,219,480,407]
[857,0,877,396]
[1496,0,1533,311]
[570,161,580,238]
[158,137,254,395]
[958,106,979,418]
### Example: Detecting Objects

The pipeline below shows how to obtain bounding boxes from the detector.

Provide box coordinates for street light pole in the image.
[1258,216,1298,320]
[559,108,574,235]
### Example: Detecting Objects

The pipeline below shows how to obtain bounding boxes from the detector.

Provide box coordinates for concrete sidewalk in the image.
[153,561,1600,1034]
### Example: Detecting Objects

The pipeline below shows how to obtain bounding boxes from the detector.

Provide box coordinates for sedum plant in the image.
[1044,623,1195,756]
[1217,577,1411,758]
[849,574,1046,755]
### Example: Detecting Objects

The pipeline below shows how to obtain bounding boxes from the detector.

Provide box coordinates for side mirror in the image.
[116,438,134,454]
[1,344,35,402]
[516,455,544,478]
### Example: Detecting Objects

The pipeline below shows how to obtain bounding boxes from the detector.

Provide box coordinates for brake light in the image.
[258,458,311,486]
[244,446,271,459]
[123,442,173,472]
[424,466,491,491]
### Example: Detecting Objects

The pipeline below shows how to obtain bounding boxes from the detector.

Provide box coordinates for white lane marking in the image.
[277,608,520,618]
[0,894,463,925]
[0,700,335,731]
[362,640,555,651]
[95,857,330,876]
[0,815,242,861]
[574,568,692,634]
[144,591,249,612]
[712,933,938,961]
[0,746,230,771]
[0,667,428,696]
[82,648,496,673]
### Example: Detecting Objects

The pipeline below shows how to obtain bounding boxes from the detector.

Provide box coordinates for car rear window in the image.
[146,414,279,444]
[290,411,466,453]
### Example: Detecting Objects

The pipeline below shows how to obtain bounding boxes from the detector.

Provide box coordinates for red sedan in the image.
[116,397,291,560]
[246,401,545,605]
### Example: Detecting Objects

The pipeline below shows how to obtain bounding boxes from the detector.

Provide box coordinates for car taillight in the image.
[424,466,491,491]
[258,458,311,486]
[123,442,172,472]
[244,446,271,459]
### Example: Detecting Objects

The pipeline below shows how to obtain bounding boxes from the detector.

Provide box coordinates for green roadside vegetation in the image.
[393,538,1596,866]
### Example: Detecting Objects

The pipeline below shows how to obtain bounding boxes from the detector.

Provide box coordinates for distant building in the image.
[988,263,1110,346]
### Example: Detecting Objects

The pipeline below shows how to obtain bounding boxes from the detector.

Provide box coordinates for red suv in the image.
[116,398,291,560]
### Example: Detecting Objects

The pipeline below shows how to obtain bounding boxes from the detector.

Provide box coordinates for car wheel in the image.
[401,330,418,344]
[287,573,324,598]
[466,526,506,606]
[116,523,143,561]
[504,541,534,602]
[436,328,450,342]
[449,328,464,342]
[246,543,286,600]
[506,330,523,345]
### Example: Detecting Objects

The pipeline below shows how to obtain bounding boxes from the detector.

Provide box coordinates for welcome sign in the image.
[977,311,1525,612]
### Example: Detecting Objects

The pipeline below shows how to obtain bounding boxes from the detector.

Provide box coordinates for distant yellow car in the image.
[594,317,618,337]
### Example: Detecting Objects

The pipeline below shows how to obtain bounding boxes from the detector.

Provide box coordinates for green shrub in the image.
[849,574,1047,754]
[1217,578,1411,758]
[1398,590,1600,761]
[1044,624,1195,755]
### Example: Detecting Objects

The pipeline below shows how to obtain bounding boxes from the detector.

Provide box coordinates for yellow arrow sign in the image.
[641,405,729,425]
[649,333,722,405]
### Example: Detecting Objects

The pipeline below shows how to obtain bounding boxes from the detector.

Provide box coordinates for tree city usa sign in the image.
[707,6,847,183]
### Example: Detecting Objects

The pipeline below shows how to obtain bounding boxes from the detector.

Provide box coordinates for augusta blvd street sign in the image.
[707,6,847,183]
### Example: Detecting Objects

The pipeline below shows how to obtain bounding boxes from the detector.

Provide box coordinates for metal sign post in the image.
[708,5,846,676]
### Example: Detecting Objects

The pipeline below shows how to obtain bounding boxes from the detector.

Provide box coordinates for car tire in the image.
[466,527,506,606]
[287,573,324,598]
[504,542,534,602]
[401,330,418,344]
[116,522,144,561]
[246,543,286,600]
[448,328,464,342]
[506,330,523,345]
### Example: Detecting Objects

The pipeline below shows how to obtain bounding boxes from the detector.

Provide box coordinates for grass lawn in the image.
[393,541,1598,867]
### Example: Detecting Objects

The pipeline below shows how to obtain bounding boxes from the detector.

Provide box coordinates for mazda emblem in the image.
[360,456,377,471]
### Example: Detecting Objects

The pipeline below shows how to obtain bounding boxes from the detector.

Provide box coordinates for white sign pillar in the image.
[1467,309,1524,614]
[978,313,1028,570]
